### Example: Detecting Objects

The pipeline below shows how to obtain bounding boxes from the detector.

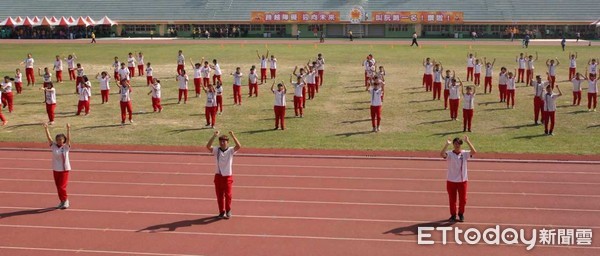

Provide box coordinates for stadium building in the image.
[1,0,599,39]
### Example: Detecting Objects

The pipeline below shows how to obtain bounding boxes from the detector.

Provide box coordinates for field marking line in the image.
[0,246,203,256]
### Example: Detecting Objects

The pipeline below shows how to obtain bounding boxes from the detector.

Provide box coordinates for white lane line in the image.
[1,224,599,250]
[2,206,599,229]
[1,157,599,175]
[2,191,599,213]
[6,167,600,186]
[0,246,203,256]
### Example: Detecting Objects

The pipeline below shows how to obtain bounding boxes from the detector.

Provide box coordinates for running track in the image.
[0,149,599,255]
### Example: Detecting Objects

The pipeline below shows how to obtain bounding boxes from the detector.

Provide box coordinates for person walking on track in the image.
[206,130,241,219]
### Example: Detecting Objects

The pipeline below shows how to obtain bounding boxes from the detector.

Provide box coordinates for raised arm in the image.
[293,66,298,77]
[555,58,560,66]
[43,123,53,145]
[289,74,293,84]
[440,138,451,158]
[464,135,476,155]
[206,130,219,152]
[229,131,241,152]
[492,58,496,67]
[65,123,71,146]
[270,80,275,92]
[535,52,538,61]
[555,84,563,96]
[38,68,42,76]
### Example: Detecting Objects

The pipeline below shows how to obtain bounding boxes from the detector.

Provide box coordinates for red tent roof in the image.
[14,16,23,23]
[50,16,58,23]
[0,17,17,27]
[22,17,35,27]
[67,16,75,23]
[40,17,55,26]
[85,16,95,25]
[57,16,71,26]
[32,16,40,23]
[96,16,117,26]
[74,16,91,27]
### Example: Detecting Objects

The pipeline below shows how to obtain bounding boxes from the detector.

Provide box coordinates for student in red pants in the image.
[215,81,224,115]
[210,59,223,85]
[546,58,560,89]
[231,67,243,105]
[248,67,259,97]
[75,63,85,94]
[506,70,517,108]
[442,70,455,109]
[571,73,584,106]
[269,55,278,79]
[0,88,6,125]
[368,80,383,132]
[440,136,477,222]
[205,130,242,219]
[127,52,136,77]
[465,52,476,82]
[531,75,548,125]
[1,76,15,113]
[66,54,77,81]
[291,75,306,118]
[568,52,578,80]
[587,73,598,112]
[14,69,23,94]
[43,123,72,209]
[136,52,144,77]
[448,78,462,121]
[483,57,496,94]
[53,55,63,83]
[306,65,317,100]
[316,53,325,87]
[203,84,218,128]
[76,77,91,116]
[177,50,185,75]
[39,82,56,125]
[422,58,434,91]
[515,52,526,83]
[176,70,189,104]
[473,59,482,86]
[38,67,53,102]
[201,61,212,88]
[293,66,308,108]
[432,63,444,100]
[525,52,538,86]
[145,63,153,86]
[20,53,35,87]
[542,84,562,135]
[498,67,508,102]
[96,72,111,104]
[118,80,134,126]
[148,78,163,113]
[462,86,476,132]
[364,60,375,90]
[257,50,269,84]
[271,81,287,130]
[191,60,202,98]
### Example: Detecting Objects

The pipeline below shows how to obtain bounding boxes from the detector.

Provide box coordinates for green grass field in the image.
[0,40,598,155]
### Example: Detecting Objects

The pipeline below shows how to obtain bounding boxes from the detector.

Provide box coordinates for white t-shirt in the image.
[66,58,75,70]
[466,57,474,68]
[146,67,153,77]
[443,76,452,90]
[76,68,84,77]
[177,55,185,65]
[463,94,474,109]
[260,58,267,69]
[517,58,526,69]
[15,73,22,83]
[570,58,576,68]
[79,87,90,101]
[193,67,202,79]
[571,78,583,92]
[120,87,131,102]
[51,143,71,171]
[118,68,130,81]
[589,63,598,74]
[216,86,223,95]
[498,73,508,85]
[542,93,559,112]
[113,61,120,72]
[293,82,304,97]
[151,83,161,98]
[369,88,383,106]
[306,71,317,84]
[178,75,188,89]
[200,66,211,78]
[232,72,243,86]
[474,64,482,74]
[433,70,442,83]
[248,72,258,84]
[273,90,286,106]
[507,77,516,90]
[24,58,34,68]
[269,58,277,69]
[54,60,63,71]
[127,57,135,67]
[213,63,222,76]
[45,88,56,104]
[98,77,110,90]
[446,150,470,182]
[588,80,598,94]
[1,82,12,93]
[548,65,557,76]
[533,81,547,97]
[424,63,433,75]
[316,58,325,70]
[485,66,493,77]
[213,147,236,176]
[206,91,217,107]
[449,86,460,100]
[43,73,52,83]
[137,56,144,65]
[527,60,535,70]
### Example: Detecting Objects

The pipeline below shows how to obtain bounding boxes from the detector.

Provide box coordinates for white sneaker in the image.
[377,126,381,132]
[56,201,64,209]
[372,127,377,132]
[62,200,70,209]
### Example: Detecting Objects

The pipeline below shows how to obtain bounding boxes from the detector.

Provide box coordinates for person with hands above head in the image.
[440,135,477,222]
[206,130,241,219]
[271,80,287,130]
[541,84,562,136]
[43,123,73,209]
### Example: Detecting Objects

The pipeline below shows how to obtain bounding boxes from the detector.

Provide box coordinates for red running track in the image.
[0,149,599,255]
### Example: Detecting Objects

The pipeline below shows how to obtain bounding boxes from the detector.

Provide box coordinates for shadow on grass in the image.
[347,90,367,93]
[168,128,205,134]
[407,91,428,95]
[407,87,423,91]
[335,130,373,137]
[408,99,434,104]
[478,101,500,106]
[513,134,548,139]
[55,111,77,116]
[383,219,455,236]
[419,119,452,125]
[0,207,56,219]
[353,101,371,104]
[416,108,445,113]
[81,124,124,129]
[7,122,43,129]
[499,123,537,130]
[341,119,371,124]
[137,216,221,233]
[431,130,463,137]
[346,107,369,111]
[483,107,508,112]
[241,128,277,134]
[587,124,600,129]
[567,110,589,114]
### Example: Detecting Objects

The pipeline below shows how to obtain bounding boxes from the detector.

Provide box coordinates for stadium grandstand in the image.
[0,0,599,39]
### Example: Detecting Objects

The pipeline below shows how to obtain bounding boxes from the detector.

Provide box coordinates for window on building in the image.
[123,25,156,33]
[388,24,409,32]
[263,24,286,32]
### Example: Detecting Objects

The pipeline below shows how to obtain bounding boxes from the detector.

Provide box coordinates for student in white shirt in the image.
[176,69,189,104]
[571,73,584,106]
[542,84,563,135]
[531,75,548,125]
[271,80,287,130]
[440,136,477,222]
[205,130,242,219]
[14,68,23,94]
[587,58,598,81]
[118,80,134,125]
[65,54,77,81]
[448,78,463,121]
[147,78,162,113]
[525,52,538,86]
[136,52,144,77]
[290,74,306,117]
[462,85,476,132]
[442,70,455,109]
[316,53,325,87]
[587,73,598,111]
[248,67,259,97]
[112,56,120,80]
[53,55,63,83]
[422,58,434,92]
[177,50,185,75]
[43,123,72,209]
[231,67,243,105]
[76,76,91,116]
[127,52,136,77]
[145,62,153,86]
[201,61,212,88]
[117,62,131,88]
[368,80,383,132]
[473,59,482,86]
[466,52,476,82]
[215,81,224,114]
[38,67,53,102]
[269,54,278,79]
[203,84,218,128]
[293,65,308,108]
[75,63,85,94]
[568,52,578,80]
[306,65,317,100]
[546,58,560,89]
[498,67,508,102]
[40,82,57,125]
[190,60,203,98]
[506,71,517,108]
[432,63,444,100]
[1,76,15,113]
[0,86,5,125]
[515,52,526,83]
[20,53,35,86]
[210,59,223,85]
[483,57,496,94]
[256,50,269,84]
[96,72,111,104]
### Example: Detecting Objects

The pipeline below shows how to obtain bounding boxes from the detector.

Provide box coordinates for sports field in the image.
[0,38,599,155]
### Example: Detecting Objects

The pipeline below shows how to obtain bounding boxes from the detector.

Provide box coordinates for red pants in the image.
[46,103,56,122]
[498,84,507,101]
[177,64,184,75]
[260,68,267,83]
[484,77,492,93]
[549,76,556,88]
[214,174,233,214]
[194,78,202,95]
[233,85,242,104]
[53,171,70,202]
[433,82,442,100]
[364,72,370,87]
[318,70,324,86]
[1,92,13,112]
[589,93,598,109]
[294,96,303,116]
[120,101,133,122]
[466,67,474,81]
[569,67,576,80]
[178,89,188,102]
[146,76,153,86]
[506,89,515,107]
[308,84,316,99]
[15,82,23,94]
[270,68,276,79]
[534,97,543,123]
[216,95,223,113]
[25,68,35,84]
[449,99,459,119]
[152,97,162,112]
[423,74,433,91]
[474,73,481,86]
[76,100,90,115]
[249,83,258,96]
[315,77,320,93]
[572,91,582,105]
[212,75,222,85]
[69,69,76,81]
[137,64,144,77]
[0,108,5,122]
[443,89,450,109]
[101,89,109,103]
[274,105,286,129]
[370,105,382,128]
[56,70,63,82]
[544,111,556,133]
[446,181,467,216]
[128,67,135,77]
[205,106,217,126]
[526,69,533,86]
[517,68,525,82]
[202,78,209,88]
[113,71,119,81]
[302,87,307,108]
[463,109,473,131]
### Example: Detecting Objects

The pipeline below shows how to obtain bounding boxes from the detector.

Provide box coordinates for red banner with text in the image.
[251,11,340,23]
[371,11,464,24]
